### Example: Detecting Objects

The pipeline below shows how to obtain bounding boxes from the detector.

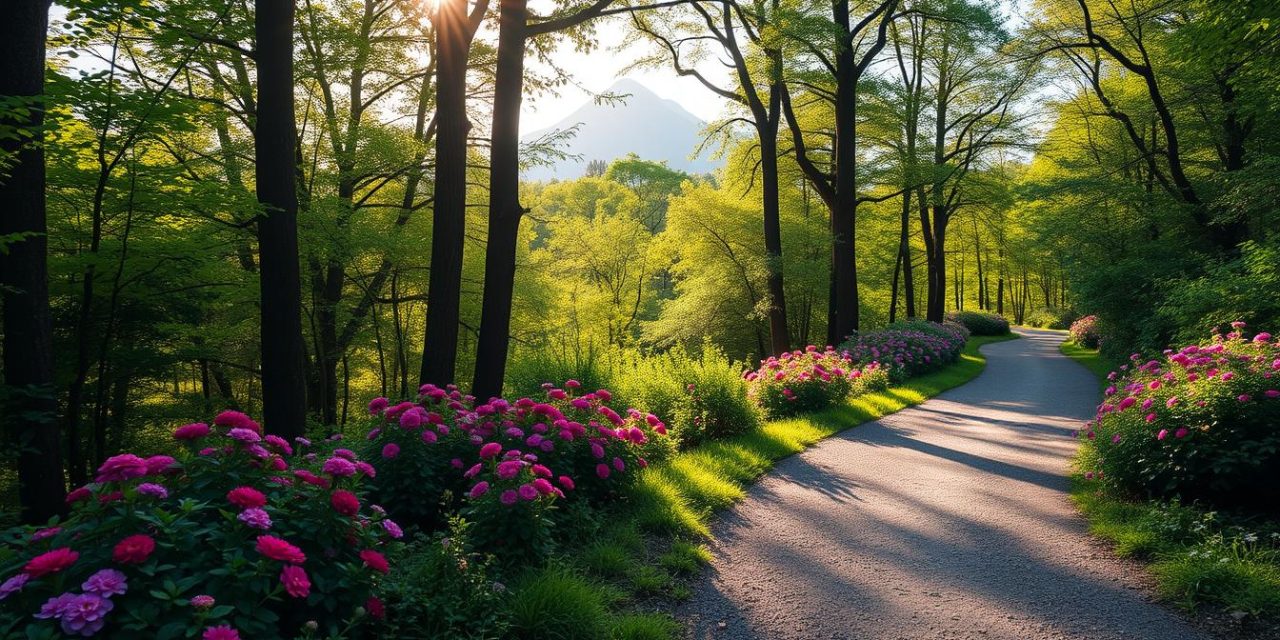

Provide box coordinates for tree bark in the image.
[0,0,65,524]
[255,0,309,437]
[420,0,474,388]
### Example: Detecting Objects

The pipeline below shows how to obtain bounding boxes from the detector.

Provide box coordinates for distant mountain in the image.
[521,78,721,181]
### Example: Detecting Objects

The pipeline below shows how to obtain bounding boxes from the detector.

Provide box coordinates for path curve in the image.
[677,328,1208,640]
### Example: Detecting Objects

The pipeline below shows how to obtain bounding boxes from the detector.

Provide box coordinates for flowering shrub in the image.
[363,382,672,554]
[0,411,398,639]
[944,310,1010,336]
[840,321,969,382]
[1069,315,1102,349]
[1078,324,1280,506]
[744,346,879,417]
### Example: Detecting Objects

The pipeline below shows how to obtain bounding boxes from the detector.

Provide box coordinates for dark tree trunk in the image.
[758,102,790,355]
[255,0,309,437]
[420,0,472,388]
[0,0,65,523]
[830,0,859,343]
[472,0,528,402]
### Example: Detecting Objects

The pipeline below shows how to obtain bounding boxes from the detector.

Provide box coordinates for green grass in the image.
[553,333,1018,638]
[1064,341,1280,616]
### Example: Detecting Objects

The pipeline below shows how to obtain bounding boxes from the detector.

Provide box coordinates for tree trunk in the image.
[0,0,65,523]
[759,117,790,355]
[830,0,859,342]
[256,0,309,437]
[473,0,528,402]
[420,0,472,388]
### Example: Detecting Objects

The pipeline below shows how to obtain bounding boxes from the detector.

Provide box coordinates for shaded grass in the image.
[1064,343,1280,616]
[552,334,1018,638]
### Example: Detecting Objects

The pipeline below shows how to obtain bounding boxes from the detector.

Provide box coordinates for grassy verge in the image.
[517,333,1020,638]
[1061,341,1280,617]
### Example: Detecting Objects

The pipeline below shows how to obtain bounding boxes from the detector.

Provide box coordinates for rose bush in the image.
[1078,324,1280,506]
[362,382,673,555]
[1069,315,1102,349]
[744,346,884,417]
[840,321,969,382]
[0,411,399,639]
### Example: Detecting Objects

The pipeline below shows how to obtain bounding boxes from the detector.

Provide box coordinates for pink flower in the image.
[322,457,357,477]
[227,428,260,443]
[368,397,389,415]
[421,429,438,444]
[24,548,79,578]
[280,565,310,598]
[1175,428,1189,438]
[500,490,518,505]
[565,379,582,389]
[497,460,523,480]
[144,455,177,475]
[174,422,210,440]
[65,487,92,504]
[95,454,149,483]
[381,519,404,539]
[1145,413,1157,423]
[1238,394,1251,403]
[32,526,61,541]
[1166,396,1179,408]
[264,435,293,455]
[255,536,306,564]
[113,535,155,564]
[478,442,503,459]
[366,596,386,619]
[596,464,611,479]
[190,594,215,608]
[517,484,538,501]
[203,625,241,640]
[331,490,360,517]
[1266,390,1280,398]
[464,463,483,479]
[355,461,377,477]
[1111,434,1122,444]
[399,410,422,429]
[613,457,625,472]
[1157,429,1169,441]
[382,443,401,459]
[532,478,554,496]
[469,482,490,499]
[82,569,128,598]
[360,549,389,574]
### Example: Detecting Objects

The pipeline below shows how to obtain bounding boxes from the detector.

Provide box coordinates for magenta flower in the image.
[469,482,490,499]
[518,484,539,501]
[478,442,503,459]
[280,565,311,599]
[1157,429,1169,440]
[95,454,149,483]
[381,519,404,539]
[227,428,261,443]
[382,443,401,460]
[500,490,518,505]
[203,625,241,640]
[174,422,210,440]
[190,595,215,608]
[1175,428,1189,438]
[1238,394,1251,403]
[596,463,611,479]
[368,397,389,415]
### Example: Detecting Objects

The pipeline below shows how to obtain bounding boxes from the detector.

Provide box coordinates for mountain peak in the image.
[522,79,720,181]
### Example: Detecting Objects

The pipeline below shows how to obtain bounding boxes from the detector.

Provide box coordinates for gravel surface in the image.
[676,329,1211,640]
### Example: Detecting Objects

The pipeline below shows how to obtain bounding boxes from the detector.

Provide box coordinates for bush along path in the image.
[676,329,1211,640]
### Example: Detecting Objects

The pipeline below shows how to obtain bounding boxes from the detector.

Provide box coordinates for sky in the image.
[517,15,735,135]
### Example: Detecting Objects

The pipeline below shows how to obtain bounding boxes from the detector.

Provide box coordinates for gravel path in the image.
[677,328,1209,640]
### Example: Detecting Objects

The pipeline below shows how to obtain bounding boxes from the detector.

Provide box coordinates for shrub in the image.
[839,321,968,382]
[1078,325,1280,506]
[1069,315,1102,349]
[744,346,878,417]
[380,522,509,639]
[363,383,672,555]
[1025,307,1079,330]
[0,412,396,639]
[945,310,1011,335]
[608,344,760,448]
[506,567,609,640]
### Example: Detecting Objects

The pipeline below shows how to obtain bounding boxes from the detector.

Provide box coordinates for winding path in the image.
[677,329,1208,640]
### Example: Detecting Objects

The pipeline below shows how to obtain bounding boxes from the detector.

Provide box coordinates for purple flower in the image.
[35,593,79,620]
[381,443,401,460]
[136,483,168,499]
[237,507,273,530]
[59,593,115,637]
[380,519,404,539]
[469,482,490,499]
[322,457,357,477]
[94,454,149,483]
[82,569,128,598]
[499,490,518,506]
[227,428,261,443]
[518,484,538,501]
[0,574,29,600]
[190,594,215,608]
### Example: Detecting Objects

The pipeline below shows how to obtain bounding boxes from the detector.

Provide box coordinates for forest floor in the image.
[674,329,1218,640]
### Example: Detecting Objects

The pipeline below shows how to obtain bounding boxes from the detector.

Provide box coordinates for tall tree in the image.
[779,0,898,343]
[256,0,309,436]
[1,0,66,524]
[420,0,488,388]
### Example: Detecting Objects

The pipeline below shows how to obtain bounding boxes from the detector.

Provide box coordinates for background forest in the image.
[2,0,1279,514]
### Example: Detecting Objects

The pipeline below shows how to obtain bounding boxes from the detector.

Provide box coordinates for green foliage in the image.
[944,311,1011,336]
[1024,307,1079,330]
[507,567,610,640]
[608,613,680,640]
[657,542,711,575]
[380,525,510,639]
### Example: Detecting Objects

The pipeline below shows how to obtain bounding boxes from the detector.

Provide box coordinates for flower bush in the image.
[362,382,672,555]
[840,321,969,382]
[0,412,398,639]
[944,310,1010,336]
[1069,315,1102,349]
[744,346,880,417]
[1078,324,1280,506]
